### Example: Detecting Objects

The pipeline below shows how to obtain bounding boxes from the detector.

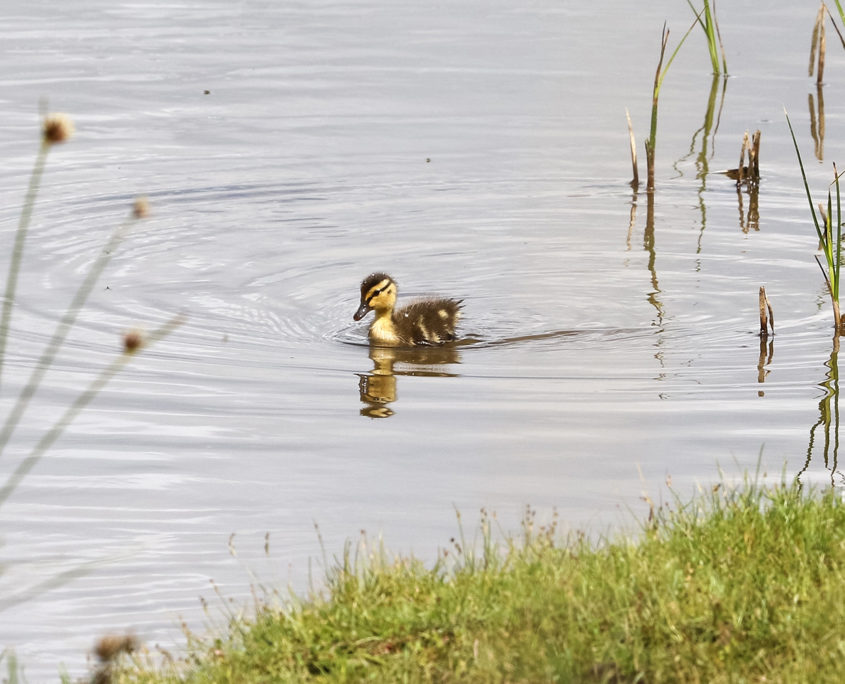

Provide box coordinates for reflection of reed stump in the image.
[725,130,761,187]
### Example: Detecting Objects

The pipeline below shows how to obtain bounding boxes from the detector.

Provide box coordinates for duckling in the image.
[353,273,462,346]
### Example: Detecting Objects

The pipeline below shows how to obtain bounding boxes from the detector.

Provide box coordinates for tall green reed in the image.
[687,0,728,75]
[644,20,698,192]
[786,110,844,333]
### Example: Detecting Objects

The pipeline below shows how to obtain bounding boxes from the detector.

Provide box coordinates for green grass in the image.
[113,474,845,683]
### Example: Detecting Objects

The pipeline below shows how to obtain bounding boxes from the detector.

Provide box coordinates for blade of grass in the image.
[835,163,842,302]
[686,1,726,75]
[786,108,843,331]
[827,191,835,291]
[654,15,700,98]
[645,15,700,192]
[826,4,845,50]
[785,110,824,244]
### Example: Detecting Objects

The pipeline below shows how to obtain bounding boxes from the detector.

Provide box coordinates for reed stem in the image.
[645,18,699,193]
[0,314,184,508]
[788,109,844,333]
[687,0,727,75]
[0,141,49,391]
[0,208,141,459]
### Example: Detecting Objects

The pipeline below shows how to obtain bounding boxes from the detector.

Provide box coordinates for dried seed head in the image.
[132,196,150,219]
[94,634,138,662]
[42,113,74,144]
[123,329,144,353]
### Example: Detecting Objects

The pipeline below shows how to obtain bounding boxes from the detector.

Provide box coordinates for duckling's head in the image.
[354,272,396,321]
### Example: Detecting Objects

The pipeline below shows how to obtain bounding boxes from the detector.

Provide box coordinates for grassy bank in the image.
[113,476,845,683]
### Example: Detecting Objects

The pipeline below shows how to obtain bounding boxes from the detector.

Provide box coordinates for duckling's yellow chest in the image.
[369,314,402,346]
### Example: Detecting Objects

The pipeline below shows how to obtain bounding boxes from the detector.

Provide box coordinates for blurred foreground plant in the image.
[0,112,182,635]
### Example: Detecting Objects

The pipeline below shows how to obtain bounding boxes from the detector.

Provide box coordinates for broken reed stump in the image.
[625,107,639,189]
[759,286,774,337]
[726,130,761,187]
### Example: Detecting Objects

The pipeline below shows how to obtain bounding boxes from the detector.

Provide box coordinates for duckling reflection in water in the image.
[358,344,461,418]
[353,273,462,346]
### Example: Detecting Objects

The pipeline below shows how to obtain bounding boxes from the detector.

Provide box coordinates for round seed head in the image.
[123,329,144,353]
[132,196,150,219]
[94,634,138,662]
[42,113,74,144]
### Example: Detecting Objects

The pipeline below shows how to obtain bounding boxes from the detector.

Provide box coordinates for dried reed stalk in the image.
[759,286,774,337]
[625,108,639,188]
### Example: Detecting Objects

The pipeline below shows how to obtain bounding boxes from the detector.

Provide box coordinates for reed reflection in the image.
[675,75,727,250]
[809,84,825,161]
[357,344,460,418]
[797,336,843,486]
[756,335,773,396]
[736,183,760,233]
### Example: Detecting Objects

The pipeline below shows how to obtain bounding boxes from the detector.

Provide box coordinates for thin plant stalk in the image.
[0,557,110,613]
[786,109,843,332]
[0,140,49,391]
[645,18,699,193]
[837,162,842,302]
[832,0,845,48]
[0,314,184,508]
[786,111,825,247]
[0,207,142,459]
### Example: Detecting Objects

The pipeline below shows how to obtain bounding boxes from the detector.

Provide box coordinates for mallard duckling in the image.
[353,273,462,346]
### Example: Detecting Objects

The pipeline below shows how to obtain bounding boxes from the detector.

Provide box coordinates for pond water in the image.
[1,0,844,678]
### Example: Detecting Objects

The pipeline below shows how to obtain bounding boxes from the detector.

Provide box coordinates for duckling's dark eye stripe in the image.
[365,280,391,304]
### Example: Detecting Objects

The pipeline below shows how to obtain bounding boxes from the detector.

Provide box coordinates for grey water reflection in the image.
[357,345,460,418]
[799,337,844,485]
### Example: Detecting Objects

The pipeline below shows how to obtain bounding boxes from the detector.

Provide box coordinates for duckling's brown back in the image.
[394,299,462,345]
